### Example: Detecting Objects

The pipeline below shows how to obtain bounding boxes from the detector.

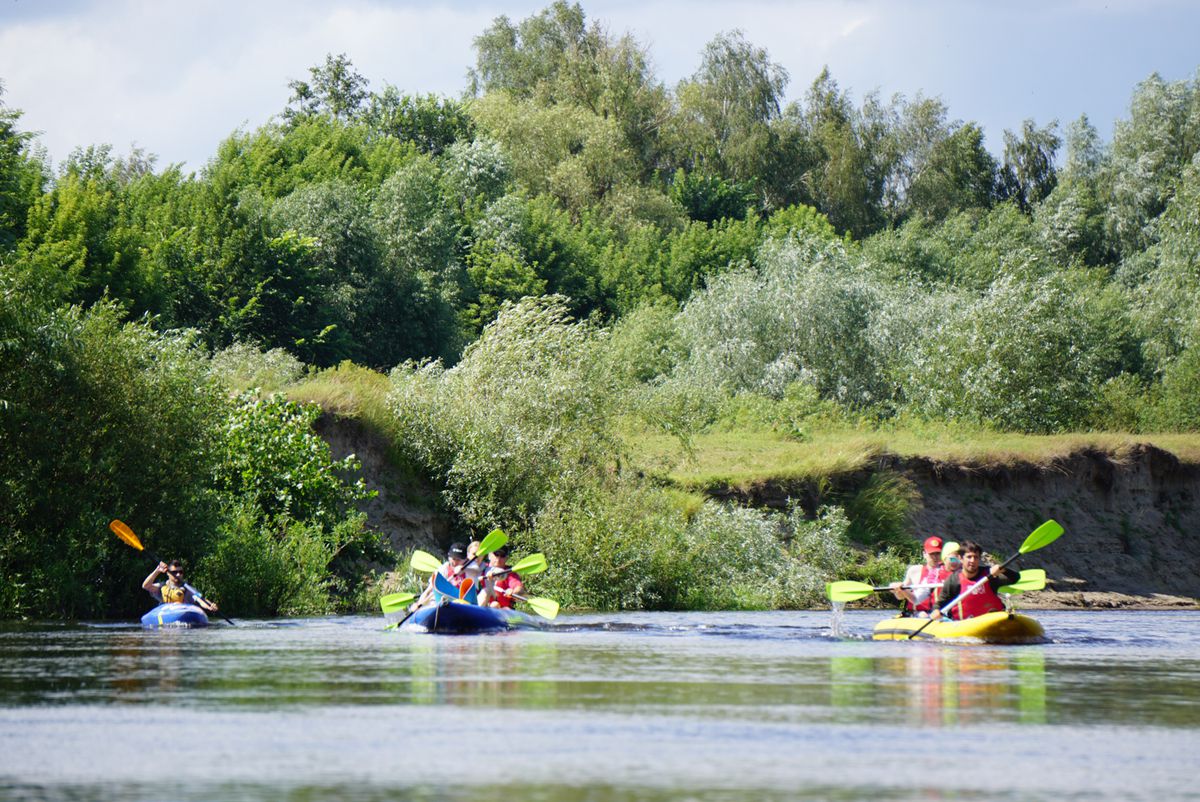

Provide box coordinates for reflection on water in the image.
[830,648,1046,726]
[2,611,1200,802]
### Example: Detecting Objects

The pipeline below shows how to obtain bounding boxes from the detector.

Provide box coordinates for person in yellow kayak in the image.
[931,541,1019,620]
[890,536,947,616]
[142,560,219,613]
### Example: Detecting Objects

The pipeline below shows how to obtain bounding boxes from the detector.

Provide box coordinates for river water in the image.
[2,609,1199,801]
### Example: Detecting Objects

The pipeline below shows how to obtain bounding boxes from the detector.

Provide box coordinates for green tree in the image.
[1000,119,1061,213]
[0,290,225,618]
[284,53,370,124]
[0,83,46,251]
[1101,71,1200,258]
[469,2,670,179]
[801,69,885,238]
[673,30,788,197]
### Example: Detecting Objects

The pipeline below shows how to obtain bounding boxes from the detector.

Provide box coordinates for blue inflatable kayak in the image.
[400,600,542,634]
[141,603,209,629]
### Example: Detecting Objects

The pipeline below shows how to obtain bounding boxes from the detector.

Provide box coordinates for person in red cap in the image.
[890,536,949,617]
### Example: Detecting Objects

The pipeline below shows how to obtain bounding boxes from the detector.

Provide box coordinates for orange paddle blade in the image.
[109,519,145,551]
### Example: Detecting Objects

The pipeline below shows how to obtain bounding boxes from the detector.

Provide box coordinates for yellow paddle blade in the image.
[409,550,442,573]
[510,552,548,575]
[999,568,1047,594]
[477,528,508,557]
[109,519,145,551]
[522,595,559,620]
[380,592,416,613]
[826,580,877,602]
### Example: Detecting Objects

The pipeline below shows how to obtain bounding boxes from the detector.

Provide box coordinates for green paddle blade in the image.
[1018,520,1064,555]
[380,592,416,613]
[510,552,547,575]
[826,581,877,602]
[516,593,559,620]
[410,549,442,573]
[477,528,508,558]
[999,568,1047,594]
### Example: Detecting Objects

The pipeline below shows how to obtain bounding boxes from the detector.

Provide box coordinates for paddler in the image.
[142,560,219,613]
[478,546,524,609]
[931,540,1019,621]
[890,536,947,617]
[412,542,470,609]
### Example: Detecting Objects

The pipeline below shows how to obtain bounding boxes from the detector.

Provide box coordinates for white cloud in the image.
[1,0,1197,170]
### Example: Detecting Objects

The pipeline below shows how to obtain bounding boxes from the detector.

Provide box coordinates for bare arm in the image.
[142,562,166,600]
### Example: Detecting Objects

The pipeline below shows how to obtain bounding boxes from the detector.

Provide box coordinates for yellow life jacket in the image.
[160,583,186,604]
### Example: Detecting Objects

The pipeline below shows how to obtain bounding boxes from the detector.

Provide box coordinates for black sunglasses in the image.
[168,570,184,577]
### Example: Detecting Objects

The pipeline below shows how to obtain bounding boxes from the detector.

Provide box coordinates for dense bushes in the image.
[0,279,379,618]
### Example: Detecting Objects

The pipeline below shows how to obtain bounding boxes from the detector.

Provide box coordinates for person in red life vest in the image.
[889,536,948,617]
[931,540,1019,621]
[478,546,524,609]
[142,560,219,613]
[413,542,469,609]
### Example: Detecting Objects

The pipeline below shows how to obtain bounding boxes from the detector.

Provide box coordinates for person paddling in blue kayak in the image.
[931,541,1019,621]
[142,560,219,613]
[478,546,524,609]
[412,542,470,609]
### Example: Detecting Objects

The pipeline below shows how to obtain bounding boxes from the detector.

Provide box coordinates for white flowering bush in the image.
[674,235,892,406]
[894,272,1127,432]
[387,295,620,528]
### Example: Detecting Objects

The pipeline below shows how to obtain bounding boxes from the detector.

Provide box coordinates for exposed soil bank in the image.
[314,414,452,556]
[319,415,1199,608]
[714,443,1200,609]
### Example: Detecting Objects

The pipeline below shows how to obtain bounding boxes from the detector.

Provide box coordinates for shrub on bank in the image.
[530,481,864,611]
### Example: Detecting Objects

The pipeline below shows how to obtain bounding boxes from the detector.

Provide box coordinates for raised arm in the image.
[142,562,167,599]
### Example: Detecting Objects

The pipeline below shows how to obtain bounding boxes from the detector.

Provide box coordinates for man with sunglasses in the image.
[142,560,219,613]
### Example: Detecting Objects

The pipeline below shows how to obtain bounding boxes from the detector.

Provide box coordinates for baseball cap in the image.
[923,536,943,554]
[448,542,467,559]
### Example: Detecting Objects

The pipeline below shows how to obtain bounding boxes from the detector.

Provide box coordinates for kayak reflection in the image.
[830,648,1046,726]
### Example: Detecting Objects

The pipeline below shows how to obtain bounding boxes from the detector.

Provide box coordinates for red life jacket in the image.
[950,570,1006,619]
[912,565,949,613]
[490,572,522,609]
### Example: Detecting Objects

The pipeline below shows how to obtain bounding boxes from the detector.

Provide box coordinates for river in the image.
[2,610,1198,801]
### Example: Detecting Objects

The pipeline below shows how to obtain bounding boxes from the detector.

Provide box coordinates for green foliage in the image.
[387,295,619,529]
[896,273,1127,432]
[0,83,46,251]
[215,392,373,529]
[675,235,891,404]
[1000,119,1061,213]
[0,290,225,618]
[668,169,753,223]
[841,472,921,549]
[208,342,306,394]
[363,89,474,155]
[200,505,373,616]
[533,483,856,610]
[284,53,370,124]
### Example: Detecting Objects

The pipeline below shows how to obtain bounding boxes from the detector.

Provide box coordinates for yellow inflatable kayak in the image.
[872,611,1046,644]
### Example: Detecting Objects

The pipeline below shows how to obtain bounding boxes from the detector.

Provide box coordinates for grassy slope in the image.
[627,427,1200,492]
[288,364,1200,495]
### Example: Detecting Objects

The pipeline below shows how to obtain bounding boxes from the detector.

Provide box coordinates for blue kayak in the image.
[141,603,209,629]
[400,600,542,634]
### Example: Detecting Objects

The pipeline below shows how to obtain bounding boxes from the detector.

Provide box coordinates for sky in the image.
[1,0,1198,173]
